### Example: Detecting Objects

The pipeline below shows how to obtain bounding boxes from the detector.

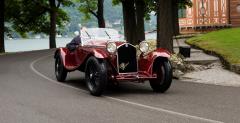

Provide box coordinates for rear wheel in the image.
[55,55,67,82]
[85,57,108,96]
[149,60,172,93]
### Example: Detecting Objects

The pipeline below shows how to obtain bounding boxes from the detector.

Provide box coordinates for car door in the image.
[74,45,90,68]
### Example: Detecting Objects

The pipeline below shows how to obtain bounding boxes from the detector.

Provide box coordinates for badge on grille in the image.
[119,62,129,70]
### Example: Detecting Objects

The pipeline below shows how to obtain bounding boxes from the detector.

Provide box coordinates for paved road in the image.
[0,50,240,123]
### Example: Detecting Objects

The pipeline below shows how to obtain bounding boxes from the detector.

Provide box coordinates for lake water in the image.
[5,38,72,52]
[5,33,156,52]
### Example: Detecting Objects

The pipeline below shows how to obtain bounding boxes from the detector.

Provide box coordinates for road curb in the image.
[231,64,240,74]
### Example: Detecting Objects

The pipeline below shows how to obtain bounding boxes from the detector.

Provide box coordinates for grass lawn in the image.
[186,28,240,65]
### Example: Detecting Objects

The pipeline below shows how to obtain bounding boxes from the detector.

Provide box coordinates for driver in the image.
[66,31,81,51]
[66,25,85,51]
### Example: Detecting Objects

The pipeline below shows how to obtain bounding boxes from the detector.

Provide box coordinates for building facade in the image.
[179,0,240,32]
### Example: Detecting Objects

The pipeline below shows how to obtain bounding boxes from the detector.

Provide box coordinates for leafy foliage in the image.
[105,0,122,23]
[112,0,192,20]
[70,0,122,28]
[76,0,98,20]
[5,0,72,36]
[179,0,192,8]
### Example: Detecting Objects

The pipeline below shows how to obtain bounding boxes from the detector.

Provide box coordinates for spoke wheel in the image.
[149,60,172,93]
[85,57,107,96]
[55,55,67,82]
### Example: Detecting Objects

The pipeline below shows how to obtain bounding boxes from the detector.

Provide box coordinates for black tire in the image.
[85,57,108,96]
[55,55,67,82]
[149,60,172,93]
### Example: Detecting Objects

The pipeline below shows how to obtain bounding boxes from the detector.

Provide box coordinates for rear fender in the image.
[54,48,68,67]
[138,48,171,74]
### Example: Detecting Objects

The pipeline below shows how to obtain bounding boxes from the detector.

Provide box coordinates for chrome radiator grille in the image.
[117,43,137,73]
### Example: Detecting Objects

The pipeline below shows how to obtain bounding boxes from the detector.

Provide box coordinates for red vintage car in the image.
[54,28,172,96]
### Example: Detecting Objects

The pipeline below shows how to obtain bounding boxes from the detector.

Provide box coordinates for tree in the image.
[172,0,180,35]
[135,0,146,41]
[172,0,192,35]
[113,0,146,45]
[122,0,138,44]
[113,0,192,51]
[5,0,71,48]
[0,0,4,53]
[156,0,174,52]
[49,0,58,48]
[144,0,192,52]
[33,0,72,48]
[48,0,72,48]
[97,0,105,27]
[78,0,106,28]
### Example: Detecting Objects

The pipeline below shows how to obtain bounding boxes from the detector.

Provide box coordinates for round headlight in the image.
[107,42,117,53]
[139,41,149,53]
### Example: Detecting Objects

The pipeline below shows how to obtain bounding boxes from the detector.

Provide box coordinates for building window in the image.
[178,8,186,18]
[221,0,226,16]
[214,0,219,16]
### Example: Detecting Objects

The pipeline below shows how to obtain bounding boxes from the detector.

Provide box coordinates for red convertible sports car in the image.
[54,28,172,96]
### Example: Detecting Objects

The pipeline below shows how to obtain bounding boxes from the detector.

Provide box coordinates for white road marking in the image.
[30,55,224,123]
[30,55,88,93]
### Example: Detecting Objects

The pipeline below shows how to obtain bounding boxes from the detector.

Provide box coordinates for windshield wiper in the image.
[85,31,91,39]
[105,31,111,39]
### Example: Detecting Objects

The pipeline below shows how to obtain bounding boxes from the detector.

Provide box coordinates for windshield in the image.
[80,28,124,45]
[81,28,120,40]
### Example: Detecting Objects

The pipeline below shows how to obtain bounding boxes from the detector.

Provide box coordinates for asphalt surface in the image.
[0,49,240,123]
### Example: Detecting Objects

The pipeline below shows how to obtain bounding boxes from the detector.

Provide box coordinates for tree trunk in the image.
[49,0,57,49]
[97,0,105,28]
[0,0,5,53]
[172,0,180,36]
[135,0,145,42]
[122,0,138,45]
[157,0,174,53]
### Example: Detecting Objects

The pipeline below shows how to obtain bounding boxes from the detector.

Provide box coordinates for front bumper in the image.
[113,71,157,82]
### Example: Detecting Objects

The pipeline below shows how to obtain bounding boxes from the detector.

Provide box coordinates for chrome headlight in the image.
[139,41,149,53]
[107,42,117,53]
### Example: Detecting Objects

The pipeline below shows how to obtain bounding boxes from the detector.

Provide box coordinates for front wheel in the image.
[55,55,67,82]
[149,60,172,93]
[85,57,108,96]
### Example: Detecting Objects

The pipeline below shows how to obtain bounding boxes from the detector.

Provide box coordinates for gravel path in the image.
[181,62,240,87]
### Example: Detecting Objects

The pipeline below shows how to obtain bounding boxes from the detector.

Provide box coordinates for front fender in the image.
[138,48,171,74]
[91,48,109,59]
[146,48,171,60]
